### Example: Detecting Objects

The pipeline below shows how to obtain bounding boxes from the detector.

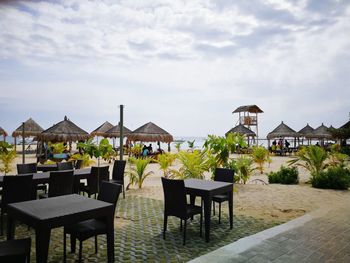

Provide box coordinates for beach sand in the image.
[3,154,350,223]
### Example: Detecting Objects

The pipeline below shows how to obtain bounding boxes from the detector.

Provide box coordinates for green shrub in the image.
[268,166,299,184]
[311,167,350,190]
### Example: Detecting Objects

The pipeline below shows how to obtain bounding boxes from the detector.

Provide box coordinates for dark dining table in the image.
[37,163,58,172]
[0,168,91,187]
[185,179,233,242]
[6,194,115,263]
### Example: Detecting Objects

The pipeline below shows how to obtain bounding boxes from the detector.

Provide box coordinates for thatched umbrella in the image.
[307,123,332,146]
[38,116,90,143]
[298,124,314,145]
[329,120,350,142]
[12,118,44,138]
[0,126,7,142]
[90,121,114,137]
[12,118,44,163]
[127,122,173,151]
[225,124,256,146]
[105,124,132,138]
[267,121,299,147]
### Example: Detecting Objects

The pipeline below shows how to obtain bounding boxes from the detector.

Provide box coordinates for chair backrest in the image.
[214,168,235,183]
[2,174,33,209]
[57,161,74,171]
[98,181,122,213]
[87,166,110,195]
[74,159,83,169]
[112,160,126,182]
[161,177,187,218]
[17,163,37,174]
[48,170,74,197]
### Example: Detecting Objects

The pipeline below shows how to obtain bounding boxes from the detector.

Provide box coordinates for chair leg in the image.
[79,240,83,263]
[163,215,167,240]
[0,211,3,236]
[123,184,125,199]
[95,235,98,254]
[63,231,66,263]
[180,219,182,232]
[200,212,203,237]
[70,234,76,253]
[213,201,215,215]
[219,202,221,224]
[183,219,187,246]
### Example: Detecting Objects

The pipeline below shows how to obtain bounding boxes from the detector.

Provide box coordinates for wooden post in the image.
[119,105,124,160]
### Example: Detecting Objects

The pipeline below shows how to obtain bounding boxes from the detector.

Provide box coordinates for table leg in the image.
[36,226,51,263]
[106,216,114,262]
[229,190,233,229]
[203,196,212,242]
[6,215,15,240]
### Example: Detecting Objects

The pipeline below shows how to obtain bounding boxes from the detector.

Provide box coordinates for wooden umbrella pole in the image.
[119,105,124,161]
[22,122,25,164]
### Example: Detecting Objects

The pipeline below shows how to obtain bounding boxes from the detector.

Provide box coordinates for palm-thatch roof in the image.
[232,105,263,113]
[298,124,314,137]
[340,120,350,129]
[12,118,44,137]
[90,121,114,137]
[225,124,256,137]
[127,122,173,143]
[38,116,90,142]
[104,124,132,138]
[267,121,299,139]
[307,123,332,139]
[0,126,7,137]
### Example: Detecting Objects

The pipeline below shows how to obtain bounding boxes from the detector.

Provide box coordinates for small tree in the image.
[235,155,255,184]
[174,142,182,152]
[251,146,270,174]
[170,150,210,179]
[127,157,153,189]
[157,152,176,178]
[187,140,195,152]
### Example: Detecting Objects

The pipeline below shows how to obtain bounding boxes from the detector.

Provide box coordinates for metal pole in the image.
[119,105,124,160]
[22,122,25,164]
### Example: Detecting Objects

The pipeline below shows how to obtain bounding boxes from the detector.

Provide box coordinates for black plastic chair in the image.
[80,166,109,198]
[110,160,126,198]
[0,238,31,262]
[63,182,122,263]
[39,170,74,198]
[74,160,83,170]
[0,174,33,235]
[212,168,234,224]
[161,177,202,245]
[57,161,74,171]
[17,163,47,194]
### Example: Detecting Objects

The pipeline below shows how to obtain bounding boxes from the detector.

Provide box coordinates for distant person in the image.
[285,140,290,149]
[315,142,320,147]
[148,143,153,153]
[142,145,149,157]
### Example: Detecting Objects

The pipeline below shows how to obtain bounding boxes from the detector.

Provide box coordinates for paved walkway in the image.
[189,202,350,263]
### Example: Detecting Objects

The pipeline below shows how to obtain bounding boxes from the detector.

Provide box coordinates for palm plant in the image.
[235,155,255,184]
[69,153,95,168]
[174,142,182,152]
[157,153,176,178]
[0,142,16,175]
[187,140,195,152]
[251,146,271,174]
[127,157,153,189]
[288,145,328,178]
[170,150,210,179]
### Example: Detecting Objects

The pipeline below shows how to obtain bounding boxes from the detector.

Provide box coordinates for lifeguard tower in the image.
[232,105,263,143]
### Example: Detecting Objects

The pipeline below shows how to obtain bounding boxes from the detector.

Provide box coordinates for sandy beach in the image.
[4,153,349,224]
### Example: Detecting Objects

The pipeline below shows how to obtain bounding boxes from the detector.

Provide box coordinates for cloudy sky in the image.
[0,0,349,139]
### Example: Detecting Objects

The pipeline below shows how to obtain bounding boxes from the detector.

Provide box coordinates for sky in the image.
[0,0,349,139]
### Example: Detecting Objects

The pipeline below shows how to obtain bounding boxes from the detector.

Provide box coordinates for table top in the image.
[185,178,233,191]
[7,194,112,222]
[0,168,91,185]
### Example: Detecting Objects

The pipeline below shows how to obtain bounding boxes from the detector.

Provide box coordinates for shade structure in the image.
[90,121,114,137]
[12,118,44,137]
[225,124,256,137]
[38,116,90,142]
[127,122,173,143]
[267,121,299,139]
[104,124,132,138]
[232,105,263,113]
[298,123,314,137]
[307,123,332,139]
[0,126,7,137]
